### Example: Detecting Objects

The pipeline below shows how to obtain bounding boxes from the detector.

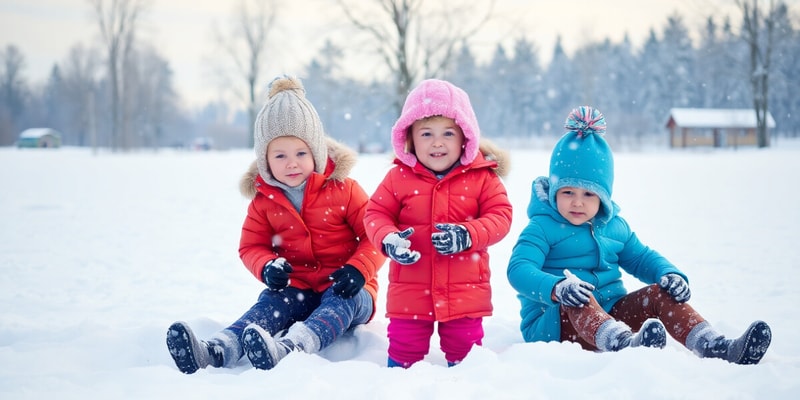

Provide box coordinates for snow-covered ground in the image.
[1,140,799,399]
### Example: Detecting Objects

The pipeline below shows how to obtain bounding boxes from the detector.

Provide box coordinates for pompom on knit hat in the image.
[254,75,327,183]
[549,106,615,222]
[391,79,480,167]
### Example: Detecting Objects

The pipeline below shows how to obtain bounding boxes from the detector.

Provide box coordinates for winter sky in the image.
[1,0,747,108]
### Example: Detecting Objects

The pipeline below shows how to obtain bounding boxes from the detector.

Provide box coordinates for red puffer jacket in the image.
[239,139,385,316]
[365,140,512,322]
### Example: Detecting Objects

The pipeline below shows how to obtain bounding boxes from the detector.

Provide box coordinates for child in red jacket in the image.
[166,76,385,373]
[364,79,513,367]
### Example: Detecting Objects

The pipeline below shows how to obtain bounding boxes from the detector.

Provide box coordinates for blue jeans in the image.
[226,286,373,351]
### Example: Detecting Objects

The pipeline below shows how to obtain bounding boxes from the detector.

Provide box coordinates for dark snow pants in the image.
[227,286,373,351]
[559,284,706,351]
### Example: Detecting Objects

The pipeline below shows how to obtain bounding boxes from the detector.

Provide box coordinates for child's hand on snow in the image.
[659,273,691,303]
[431,223,472,255]
[554,269,595,307]
[262,257,293,290]
[382,228,421,265]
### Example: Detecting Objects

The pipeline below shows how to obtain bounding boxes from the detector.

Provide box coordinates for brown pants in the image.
[560,284,706,350]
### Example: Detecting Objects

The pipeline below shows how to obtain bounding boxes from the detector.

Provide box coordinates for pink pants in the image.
[387,317,484,367]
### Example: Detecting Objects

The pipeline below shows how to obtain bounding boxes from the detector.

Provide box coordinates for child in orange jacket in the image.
[166,76,385,373]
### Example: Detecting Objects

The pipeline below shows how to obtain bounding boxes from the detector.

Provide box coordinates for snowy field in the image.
[1,140,799,399]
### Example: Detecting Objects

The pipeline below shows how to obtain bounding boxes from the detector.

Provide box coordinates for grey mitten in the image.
[659,273,691,303]
[554,270,595,307]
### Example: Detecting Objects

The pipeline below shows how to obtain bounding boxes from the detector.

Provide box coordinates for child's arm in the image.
[613,217,687,285]
[341,179,388,282]
[364,171,405,252]
[459,173,513,250]
[239,198,280,282]
[507,221,562,305]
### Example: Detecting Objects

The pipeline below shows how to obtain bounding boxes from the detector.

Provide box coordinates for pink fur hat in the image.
[391,79,481,167]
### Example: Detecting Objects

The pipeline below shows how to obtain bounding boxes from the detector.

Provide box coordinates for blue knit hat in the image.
[548,106,614,222]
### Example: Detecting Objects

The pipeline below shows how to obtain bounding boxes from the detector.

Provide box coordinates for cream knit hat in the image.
[254,75,327,183]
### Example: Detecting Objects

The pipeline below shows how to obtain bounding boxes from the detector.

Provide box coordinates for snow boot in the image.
[242,322,321,370]
[166,321,224,374]
[595,319,633,352]
[242,324,295,370]
[631,319,667,349]
[700,321,771,365]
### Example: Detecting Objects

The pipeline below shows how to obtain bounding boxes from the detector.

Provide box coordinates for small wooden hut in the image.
[665,108,775,148]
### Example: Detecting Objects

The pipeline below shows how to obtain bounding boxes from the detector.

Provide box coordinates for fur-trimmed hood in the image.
[239,138,357,199]
[477,138,510,178]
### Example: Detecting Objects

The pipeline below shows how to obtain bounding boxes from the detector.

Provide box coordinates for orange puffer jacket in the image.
[239,139,385,316]
[365,140,512,322]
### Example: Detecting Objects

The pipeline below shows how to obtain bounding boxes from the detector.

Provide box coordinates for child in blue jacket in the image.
[507,106,771,364]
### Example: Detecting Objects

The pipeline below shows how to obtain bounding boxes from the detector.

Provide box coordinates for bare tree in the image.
[61,44,100,147]
[737,0,779,148]
[127,45,179,149]
[213,0,277,148]
[0,45,28,145]
[88,0,149,151]
[335,0,496,116]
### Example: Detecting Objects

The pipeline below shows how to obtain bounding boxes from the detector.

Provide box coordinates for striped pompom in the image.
[564,106,606,137]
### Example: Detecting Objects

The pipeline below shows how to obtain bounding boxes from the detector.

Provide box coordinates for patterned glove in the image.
[329,264,366,298]
[554,270,595,307]
[431,223,472,255]
[382,228,421,265]
[659,273,691,303]
[262,257,293,291]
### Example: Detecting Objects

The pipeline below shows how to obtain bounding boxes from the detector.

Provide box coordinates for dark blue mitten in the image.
[329,264,366,298]
[262,257,293,291]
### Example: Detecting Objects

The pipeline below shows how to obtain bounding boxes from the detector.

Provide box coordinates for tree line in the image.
[1,0,797,151]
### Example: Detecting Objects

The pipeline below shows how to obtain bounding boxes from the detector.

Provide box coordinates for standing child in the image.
[166,76,385,373]
[507,106,771,364]
[364,79,513,368]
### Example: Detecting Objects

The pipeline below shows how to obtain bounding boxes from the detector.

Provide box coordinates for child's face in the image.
[555,186,600,225]
[410,116,465,173]
[266,136,315,187]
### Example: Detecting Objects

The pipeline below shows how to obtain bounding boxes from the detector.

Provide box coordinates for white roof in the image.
[668,108,776,129]
[19,128,62,139]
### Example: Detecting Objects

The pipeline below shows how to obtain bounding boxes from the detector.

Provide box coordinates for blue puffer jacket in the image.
[507,177,686,343]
